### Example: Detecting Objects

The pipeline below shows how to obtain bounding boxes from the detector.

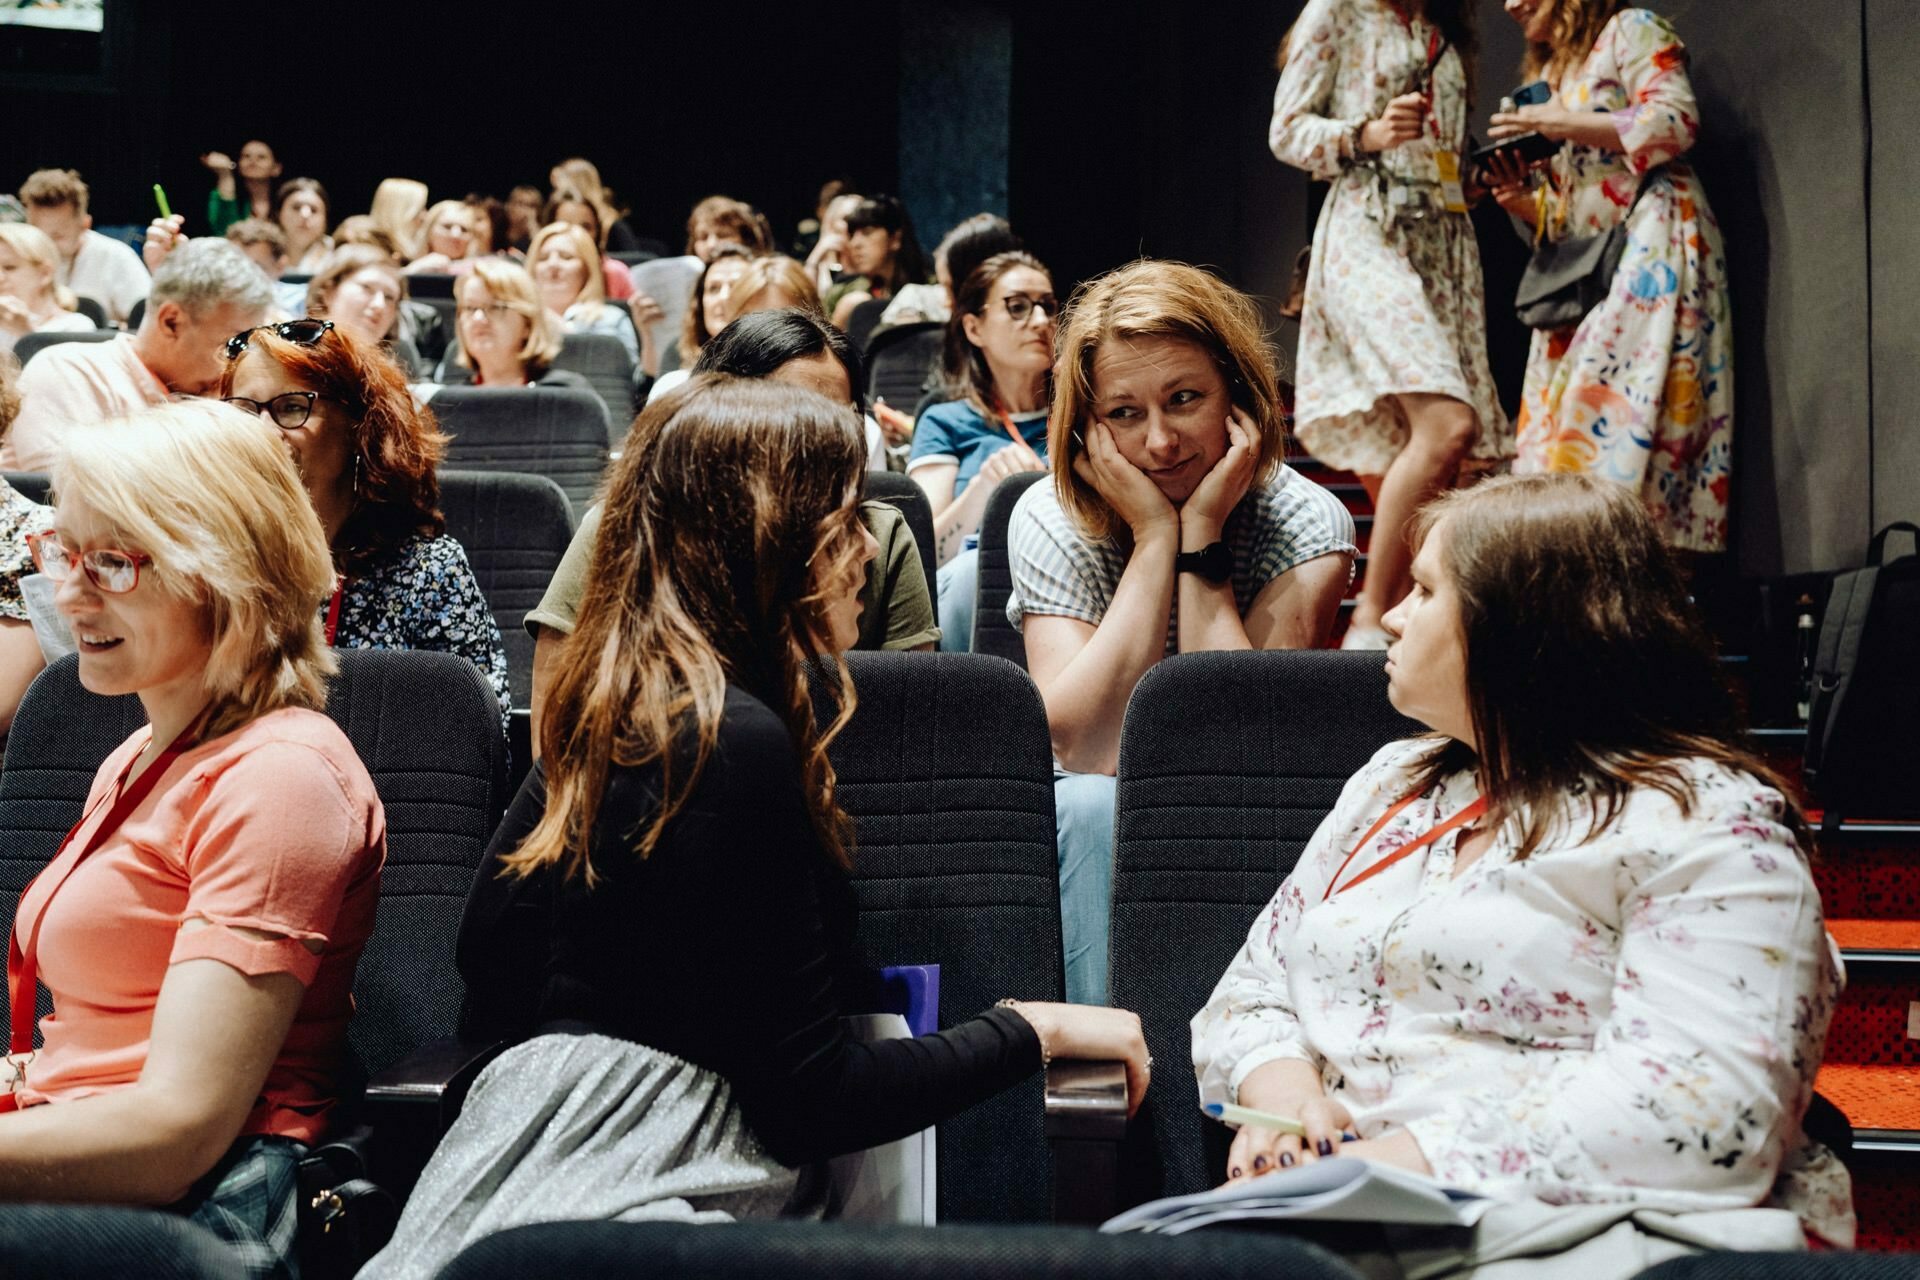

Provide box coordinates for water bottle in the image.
[1793,595,1816,724]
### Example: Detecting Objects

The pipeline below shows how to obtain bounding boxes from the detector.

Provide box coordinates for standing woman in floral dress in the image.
[1271,0,1511,650]
[1486,1,1731,552]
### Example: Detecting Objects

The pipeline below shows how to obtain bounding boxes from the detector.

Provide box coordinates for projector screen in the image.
[0,1,103,32]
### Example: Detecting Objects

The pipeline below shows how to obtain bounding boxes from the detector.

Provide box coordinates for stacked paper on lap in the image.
[1100,1159,1491,1235]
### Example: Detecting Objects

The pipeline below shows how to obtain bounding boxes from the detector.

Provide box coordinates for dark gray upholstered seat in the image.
[1635,1255,1920,1279]
[13,329,115,365]
[0,649,508,1078]
[0,1203,248,1279]
[2,471,49,506]
[438,470,575,709]
[436,1220,1365,1280]
[550,330,638,432]
[971,471,1046,665]
[427,386,609,518]
[862,469,937,597]
[406,272,456,298]
[820,651,1064,1223]
[1106,650,1417,1206]
[864,320,943,414]
[70,295,109,329]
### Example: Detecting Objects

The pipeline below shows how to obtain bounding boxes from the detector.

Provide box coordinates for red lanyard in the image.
[324,577,348,646]
[1321,792,1488,902]
[996,404,1034,451]
[1395,8,1447,140]
[5,721,201,1096]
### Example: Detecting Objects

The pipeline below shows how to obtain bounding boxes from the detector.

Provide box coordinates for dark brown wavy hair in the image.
[1404,474,1808,859]
[217,322,447,575]
[507,375,870,884]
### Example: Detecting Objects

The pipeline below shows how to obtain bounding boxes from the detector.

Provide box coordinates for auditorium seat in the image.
[438,470,575,709]
[819,651,1065,1222]
[428,386,610,516]
[407,272,457,299]
[13,329,115,366]
[550,330,638,431]
[845,296,888,354]
[864,320,942,414]
[971,471,1046,665]
[0,1204,247,1279]
[70,295,108,329]
[2,472,49,505]
[435,1220,1364,1280]
[862,470,936,597]
[1040,651,1417,1219]
[1635,1253,1920,1278]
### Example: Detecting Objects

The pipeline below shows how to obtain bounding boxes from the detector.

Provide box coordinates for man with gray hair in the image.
[4,239,272,471]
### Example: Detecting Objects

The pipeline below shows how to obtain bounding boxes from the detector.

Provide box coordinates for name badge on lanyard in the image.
[1411,24,1467,215]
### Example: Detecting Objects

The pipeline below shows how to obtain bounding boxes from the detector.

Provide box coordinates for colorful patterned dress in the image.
[1271,0,1511,477]
[1512,9,1732,551]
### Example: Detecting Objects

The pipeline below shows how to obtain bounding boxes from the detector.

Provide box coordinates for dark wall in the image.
[8,1,905,250]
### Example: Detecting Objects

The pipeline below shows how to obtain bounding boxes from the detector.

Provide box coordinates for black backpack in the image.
[1804,522,1920,825]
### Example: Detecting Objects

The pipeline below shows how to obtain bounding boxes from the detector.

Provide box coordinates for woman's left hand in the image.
[1180,407,1258,544]
[1490,100,1577,142]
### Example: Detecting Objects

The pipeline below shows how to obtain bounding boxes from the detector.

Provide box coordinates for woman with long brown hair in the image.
[1195,474,1851,1250]
[1270,0,1510,651]
[1486,0,1732,551]
[361,377,1148,1278]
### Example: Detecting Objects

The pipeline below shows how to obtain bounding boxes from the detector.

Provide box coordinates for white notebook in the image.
[1101,1158,1490,1235]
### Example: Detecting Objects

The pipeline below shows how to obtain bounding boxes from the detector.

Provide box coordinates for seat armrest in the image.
[1046,1059,1128,1224]
[363,1036,507,1116]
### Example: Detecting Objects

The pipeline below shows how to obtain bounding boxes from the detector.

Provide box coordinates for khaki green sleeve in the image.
[855,502,941,652]
[524,504,602,639]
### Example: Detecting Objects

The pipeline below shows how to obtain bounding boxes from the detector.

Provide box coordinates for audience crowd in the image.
[0,2,1868,1267]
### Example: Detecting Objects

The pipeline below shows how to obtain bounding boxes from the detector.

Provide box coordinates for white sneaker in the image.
[1340,624,1390,651]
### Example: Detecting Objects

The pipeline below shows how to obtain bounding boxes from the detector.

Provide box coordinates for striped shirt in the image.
[1006,466,1356,653]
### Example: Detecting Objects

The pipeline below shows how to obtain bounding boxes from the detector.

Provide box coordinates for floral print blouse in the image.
[0,480,48,624]
[1539,9,1700,240]
[328,534,511,730]
[1192,738,1854,1246]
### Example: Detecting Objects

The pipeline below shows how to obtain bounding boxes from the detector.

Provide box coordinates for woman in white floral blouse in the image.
[1192,473,1852,1247]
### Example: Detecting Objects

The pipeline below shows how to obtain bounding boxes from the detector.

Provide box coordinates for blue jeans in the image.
[936,548,979,654]
[1054,769,1117,1006]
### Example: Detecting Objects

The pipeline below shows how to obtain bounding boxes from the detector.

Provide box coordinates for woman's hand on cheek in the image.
[1182,408,1258,543]
[1072,422,1177,538]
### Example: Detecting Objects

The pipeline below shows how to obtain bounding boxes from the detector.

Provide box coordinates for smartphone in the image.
[1510,79,1550,107]
[1470,130,1558,171]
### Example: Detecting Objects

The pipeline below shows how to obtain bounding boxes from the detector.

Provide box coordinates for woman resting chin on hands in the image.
[1005,260,1356,1006]
[1192,474,1852,1249]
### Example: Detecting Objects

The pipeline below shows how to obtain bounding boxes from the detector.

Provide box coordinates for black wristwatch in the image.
[1175,540,1232,583]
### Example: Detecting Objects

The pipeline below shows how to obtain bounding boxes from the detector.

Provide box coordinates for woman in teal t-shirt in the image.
[906,250,1058,652]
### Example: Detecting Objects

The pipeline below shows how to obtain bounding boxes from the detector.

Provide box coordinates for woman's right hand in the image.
[199,151,234,174]
[1002,1001,1150,1119]
[0,294,33,337]
[627,289,665,331]
[1072,421,1177,537]
[1359,92,1428,152]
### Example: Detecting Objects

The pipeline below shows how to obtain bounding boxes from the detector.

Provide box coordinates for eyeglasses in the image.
[995,293,1059,324]
[224,317,334,361]
[222,390,338,430]
[27,531,153,594]
[461,302,525,319]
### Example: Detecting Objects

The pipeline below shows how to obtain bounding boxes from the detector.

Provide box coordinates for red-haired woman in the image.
[218,318,509,727]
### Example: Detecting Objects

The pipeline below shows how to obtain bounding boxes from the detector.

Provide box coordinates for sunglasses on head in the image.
[224,317,334,362]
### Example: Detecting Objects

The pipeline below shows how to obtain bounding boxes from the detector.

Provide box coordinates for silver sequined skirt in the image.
[357,1033,821,1280]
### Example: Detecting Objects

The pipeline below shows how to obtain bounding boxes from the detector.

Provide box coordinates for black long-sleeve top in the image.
[456,684,1042,1168]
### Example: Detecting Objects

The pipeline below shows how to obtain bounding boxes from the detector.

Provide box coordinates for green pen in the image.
[153,184,172,220]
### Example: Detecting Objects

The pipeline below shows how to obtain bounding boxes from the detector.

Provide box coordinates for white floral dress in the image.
[1270,0,1510,477]
[1191,738,1854,1247]
[1512,10,1732,552]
